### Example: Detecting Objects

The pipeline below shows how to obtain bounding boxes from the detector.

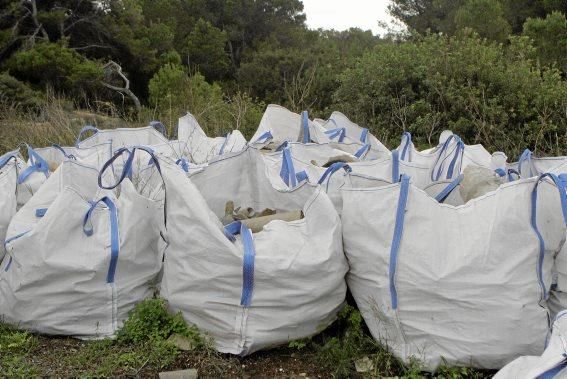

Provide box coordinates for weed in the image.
[0,323,38,378]
[117,298,206,348]
[288,338,310,351]
[313,305,398,378]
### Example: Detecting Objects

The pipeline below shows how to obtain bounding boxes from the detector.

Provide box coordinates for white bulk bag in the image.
[542,166,567,318]
[262,145,463,213]
[249,104,330,145]
[176,113,246,164]
[322,111,390,154]
[160,147,347,355]
[33,142,112,171]
[10,145,51,206]
[397,131,492,171]
[279,141,388,163]
[494,310,567,378]
[75,123,169,149]
[0,153,19,259]
[509,149,567,179]
[341,173,567,370]
[0,148,165,338]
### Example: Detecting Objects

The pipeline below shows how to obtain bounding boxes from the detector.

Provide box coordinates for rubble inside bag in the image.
[459,165,504,202]
[221,200,303,232]
[258,140,285,152]
[314,153,358,168]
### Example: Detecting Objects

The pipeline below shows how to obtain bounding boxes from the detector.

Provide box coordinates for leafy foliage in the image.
[6,42,103,95]
[523,11,567,71]
[0,72,43,110]
[454,0,511,41]
[185,19,230,81]
[0,0,565,159]
[335,32,567,157]
[0,322,39,377]
[117,298,205,348]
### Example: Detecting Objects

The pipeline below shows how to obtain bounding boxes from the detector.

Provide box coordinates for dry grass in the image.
[0,94,143,155]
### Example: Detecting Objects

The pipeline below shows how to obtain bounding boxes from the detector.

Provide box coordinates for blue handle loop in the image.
[295,170,309,183]
[360,128,369,143]
[400,132,412,161]
[35,208,48,217]
[0,152,18,171]
[354,144,371,159]
[275,141,289,152]
[391,149,400,183]
[280,147,298,188]
[497,168,521,182]
[98,146,160,190]
[318,162,352,191]
[431,135,464,181]
[149,121,167,138]
[175,157,190,173]
[83,196,120,283]
[324,127,346,143]
[301,110,310,143]
[3,230,31,272]
[219,132,230,155]
[18,145,50,184]
[446,139,464,179]
[326,118,338,128]
[434,174,464,203]
[518,149,533,177]
[223,221,256,307]
[75,125,99,147]
[389,174,410,310]
[52,144,76,160]
[531,173,567,301]
[240,223,255,307]
[253,131,273,144]
[507,168,520,182]
[494,168,506,177]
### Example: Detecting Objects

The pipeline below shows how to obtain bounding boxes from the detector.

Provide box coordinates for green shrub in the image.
[6,42,103,96]
[335,32,567,157]
[116,298,205,348]
[0,72,43,111]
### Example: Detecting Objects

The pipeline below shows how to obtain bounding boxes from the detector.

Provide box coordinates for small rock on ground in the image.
[159,369,198,379]
[166,334,194,351]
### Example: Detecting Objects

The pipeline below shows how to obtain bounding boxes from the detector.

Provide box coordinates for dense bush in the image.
[6,42,103,96]
[148,65,263,138]
[0,72,43,111]
[0,1,565,158]
[335,32,567,157]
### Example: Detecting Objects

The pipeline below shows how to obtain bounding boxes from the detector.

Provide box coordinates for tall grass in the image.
[0,93,145,155]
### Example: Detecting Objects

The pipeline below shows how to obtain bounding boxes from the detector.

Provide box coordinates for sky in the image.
[302,0,398,36]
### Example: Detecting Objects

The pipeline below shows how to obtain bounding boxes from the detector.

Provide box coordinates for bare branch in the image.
[101,61,141,115]
[30,0,49,41]
[71,44,112,51]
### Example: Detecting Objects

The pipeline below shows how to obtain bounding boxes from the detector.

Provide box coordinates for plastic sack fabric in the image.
[280,141,389,163]
[176,113,247,164]
[4,145,51,207]
[259,145,464,214]
[321,111,390,154]
[0,149,165,338]
[494,310,567,379]
[341,173,567,370]
[0,153,19,259]
[543,166,567,319]
[160,147,347,355]
[508,149,567,179]
[249,104,331,145]
[397,131,492,171]
[75,124,169,149]
[33,142,113,171]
